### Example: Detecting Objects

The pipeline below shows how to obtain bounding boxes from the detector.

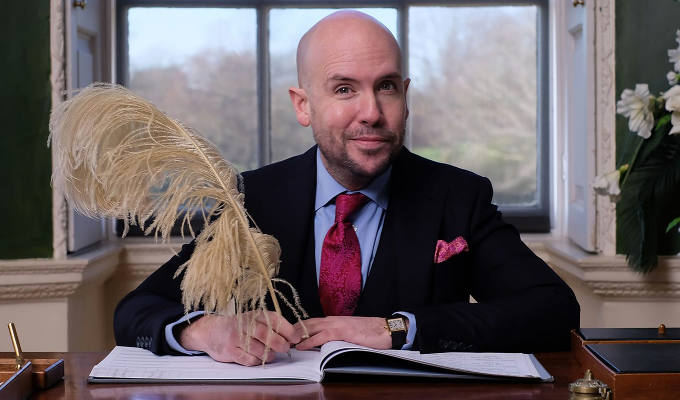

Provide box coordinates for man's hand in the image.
[179,311,300,366]
[293,316,391,350]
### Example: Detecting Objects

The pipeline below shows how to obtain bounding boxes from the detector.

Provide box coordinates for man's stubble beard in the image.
[313,126,404,186]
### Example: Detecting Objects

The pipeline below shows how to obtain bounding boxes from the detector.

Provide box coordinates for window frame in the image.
[116,0,550,233]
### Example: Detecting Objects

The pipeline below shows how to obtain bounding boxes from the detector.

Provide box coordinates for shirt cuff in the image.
[394,311,417,350]
[164,310,206,355]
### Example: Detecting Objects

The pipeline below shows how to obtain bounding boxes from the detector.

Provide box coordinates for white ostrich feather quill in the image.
[49,83,307,331]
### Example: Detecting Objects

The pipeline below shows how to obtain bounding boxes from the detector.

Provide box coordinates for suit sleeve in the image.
[410,177,580,353]
[113,241,196,355]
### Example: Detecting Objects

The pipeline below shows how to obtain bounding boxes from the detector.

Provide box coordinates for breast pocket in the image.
[431,255,469,304]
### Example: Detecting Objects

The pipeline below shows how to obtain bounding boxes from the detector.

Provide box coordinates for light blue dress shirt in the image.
[313,150,389,288]
[314,150,416,349]
[165,149,416,354]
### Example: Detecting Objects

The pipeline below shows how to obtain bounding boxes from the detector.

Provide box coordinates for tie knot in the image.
[334,193,368,222]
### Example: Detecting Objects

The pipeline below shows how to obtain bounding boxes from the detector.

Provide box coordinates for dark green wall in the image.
[615,0,680,254]
[0,1,53,258]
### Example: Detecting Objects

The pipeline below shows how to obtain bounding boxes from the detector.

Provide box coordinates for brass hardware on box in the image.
[569,369,612,400]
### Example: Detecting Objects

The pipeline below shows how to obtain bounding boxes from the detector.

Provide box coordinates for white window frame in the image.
[550,0,616,254]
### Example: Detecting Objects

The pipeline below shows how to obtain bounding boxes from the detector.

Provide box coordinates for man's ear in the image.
[289,87,311,127]
[403,78,411,120]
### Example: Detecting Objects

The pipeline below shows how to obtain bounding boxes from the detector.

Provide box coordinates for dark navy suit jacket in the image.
[114,146,580,354]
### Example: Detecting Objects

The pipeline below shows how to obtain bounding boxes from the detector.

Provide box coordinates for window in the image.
[116,0,549,233]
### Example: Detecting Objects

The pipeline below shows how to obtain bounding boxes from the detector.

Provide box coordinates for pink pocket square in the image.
[434,236,469,263]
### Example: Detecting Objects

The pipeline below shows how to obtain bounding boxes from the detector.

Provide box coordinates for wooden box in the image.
[0,357,64,393]
[0,362,32,400]
[571,329,680,400]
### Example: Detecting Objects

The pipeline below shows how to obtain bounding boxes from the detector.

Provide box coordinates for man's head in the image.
[289,10,410,190]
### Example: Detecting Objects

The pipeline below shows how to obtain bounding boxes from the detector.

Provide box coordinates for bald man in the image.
[114,11,580,366]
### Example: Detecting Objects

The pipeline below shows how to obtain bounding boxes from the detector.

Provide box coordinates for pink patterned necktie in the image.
[319,193,369,316]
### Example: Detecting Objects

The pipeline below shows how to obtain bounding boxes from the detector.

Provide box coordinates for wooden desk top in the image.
[2,351,584,399]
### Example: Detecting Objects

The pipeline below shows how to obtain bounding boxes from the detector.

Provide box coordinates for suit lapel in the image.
[356,148,446,316]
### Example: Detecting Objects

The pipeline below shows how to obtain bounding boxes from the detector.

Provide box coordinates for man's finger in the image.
[295,329,333,351]
[256,312,301,344]
[240,338,276,362]
[232,348,261,366]
[294,317,327,337]
[250,322,290,353]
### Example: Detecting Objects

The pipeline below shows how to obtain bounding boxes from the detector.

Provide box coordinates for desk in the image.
[3,351,583,399]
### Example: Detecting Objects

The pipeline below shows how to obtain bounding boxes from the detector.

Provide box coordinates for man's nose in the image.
[358,92,382,126]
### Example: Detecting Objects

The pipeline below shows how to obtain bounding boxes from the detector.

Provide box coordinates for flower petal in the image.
[671,111,680,135]
[670,47,680,72]
[663,85,680,111]
[592,170,621,201]
[618,84,654,137]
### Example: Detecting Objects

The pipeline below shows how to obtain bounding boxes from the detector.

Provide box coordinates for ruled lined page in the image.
[320,341,541,378]
[90,346,322,381]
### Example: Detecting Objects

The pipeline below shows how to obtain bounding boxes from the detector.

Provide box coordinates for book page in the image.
[320,341,540,378]
[90,346,323,382]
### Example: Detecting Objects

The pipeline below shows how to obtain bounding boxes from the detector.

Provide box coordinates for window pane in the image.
[127,8,257,171]
[269,8,398,163]
[409,6,538,205]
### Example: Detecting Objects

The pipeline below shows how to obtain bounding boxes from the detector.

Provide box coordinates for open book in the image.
[89,341,553,383]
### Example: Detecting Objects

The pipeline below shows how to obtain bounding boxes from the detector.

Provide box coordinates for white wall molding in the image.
[525,235,680,299]
[118,239,181,278]
[585,282,680,298]
[0,283,80,301]
[50,0,69,260]
[594,0,617,255]
[0,244,121,300]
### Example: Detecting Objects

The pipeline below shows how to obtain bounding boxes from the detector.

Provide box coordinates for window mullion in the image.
[397,3,411,149]
[257,5,272,167]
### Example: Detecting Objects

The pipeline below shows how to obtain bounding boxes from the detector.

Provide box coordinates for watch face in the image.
[387,318,406,332]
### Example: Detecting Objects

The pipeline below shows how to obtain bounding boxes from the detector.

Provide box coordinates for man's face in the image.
[291,18,410,189]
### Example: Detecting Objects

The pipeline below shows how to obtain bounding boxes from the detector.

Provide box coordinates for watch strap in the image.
[386,315,408,349]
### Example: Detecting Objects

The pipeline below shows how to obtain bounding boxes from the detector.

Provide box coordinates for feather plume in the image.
[49,83,307,329]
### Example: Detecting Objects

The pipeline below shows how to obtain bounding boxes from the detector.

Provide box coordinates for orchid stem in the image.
[620,137,645,191]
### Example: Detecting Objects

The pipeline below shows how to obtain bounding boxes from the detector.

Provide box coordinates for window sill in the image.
[522,233,680,298]
[0,242,122,300]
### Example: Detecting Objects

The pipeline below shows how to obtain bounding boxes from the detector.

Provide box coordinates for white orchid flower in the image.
[593,169,622,202]
[663,84,680,135]
[668,71,679,86]
[670,29,680,72]
[616,84,655,139]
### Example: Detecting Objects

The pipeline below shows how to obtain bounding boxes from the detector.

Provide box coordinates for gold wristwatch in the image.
[386,315,408,349]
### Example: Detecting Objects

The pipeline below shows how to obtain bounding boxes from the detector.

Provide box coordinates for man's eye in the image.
[379,81,396,91]
[335,86,352,95]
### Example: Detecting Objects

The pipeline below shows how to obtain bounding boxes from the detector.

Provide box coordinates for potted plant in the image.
[594,29,680,272]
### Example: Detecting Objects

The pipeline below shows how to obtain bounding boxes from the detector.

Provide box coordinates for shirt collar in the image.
[314,148,391,211]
